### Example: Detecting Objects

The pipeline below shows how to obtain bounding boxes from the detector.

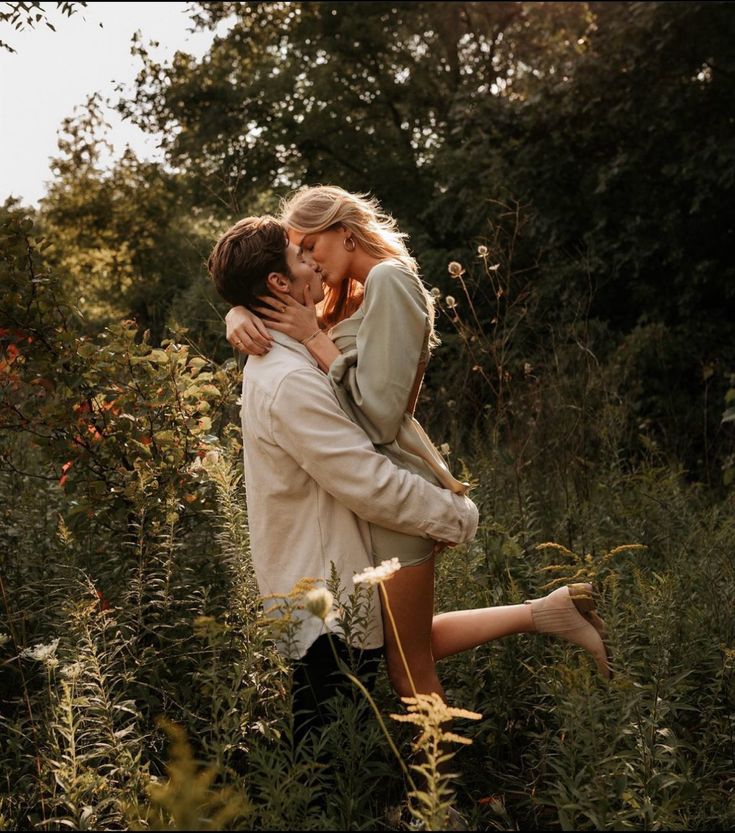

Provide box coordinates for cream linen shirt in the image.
[240,329,479,659]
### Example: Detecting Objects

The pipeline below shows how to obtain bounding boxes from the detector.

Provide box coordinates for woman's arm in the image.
[330,262,428,444]
[225,306,273,356]
[254,285,341,373]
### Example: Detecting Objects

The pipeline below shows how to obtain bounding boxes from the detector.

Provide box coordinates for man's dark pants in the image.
[292,633,383,748]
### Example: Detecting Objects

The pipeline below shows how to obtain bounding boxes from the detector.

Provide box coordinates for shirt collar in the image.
[268,328,319,368]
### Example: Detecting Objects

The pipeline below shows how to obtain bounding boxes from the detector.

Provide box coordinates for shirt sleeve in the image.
[328,261,429,445]
[269,367,478,544]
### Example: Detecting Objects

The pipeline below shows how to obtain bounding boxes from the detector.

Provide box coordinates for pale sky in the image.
[0,2,232,206]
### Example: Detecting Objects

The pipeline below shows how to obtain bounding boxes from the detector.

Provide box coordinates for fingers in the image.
[251,315,272,342]
[303,283,315,309]
[225,304,273,355]
[230,333,268,356]
[253,306,281,321]
[257,294,286,311]
[229,320,272,355]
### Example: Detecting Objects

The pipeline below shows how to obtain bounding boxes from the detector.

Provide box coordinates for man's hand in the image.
[226,306,273,356]
[254,285,320,343]
[432,540,457,557]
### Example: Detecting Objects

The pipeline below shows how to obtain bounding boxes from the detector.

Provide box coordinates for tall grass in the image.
[2,211,734,830]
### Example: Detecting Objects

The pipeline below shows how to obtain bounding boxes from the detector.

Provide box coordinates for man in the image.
[207,216,479,743]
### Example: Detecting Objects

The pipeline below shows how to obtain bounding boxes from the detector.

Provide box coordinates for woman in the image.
[227,185,611,697]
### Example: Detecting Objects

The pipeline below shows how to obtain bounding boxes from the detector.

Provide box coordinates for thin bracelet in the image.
[300,329,321,346]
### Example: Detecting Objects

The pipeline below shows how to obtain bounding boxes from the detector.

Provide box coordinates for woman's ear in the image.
[266,271,291,294]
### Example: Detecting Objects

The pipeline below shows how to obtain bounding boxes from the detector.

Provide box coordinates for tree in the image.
[39,95,224,347]
[0,1,87,52]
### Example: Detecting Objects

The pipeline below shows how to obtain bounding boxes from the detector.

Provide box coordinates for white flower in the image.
[304,588,334,621]
[445,295,457,310]
[447,262,464,278]
[202,450,220,468]
[190,450,219,473]
[439,442,451,456]
[353,558,402,586]
[430,287,441,298]
[0,633,11,647]
[60,661,83,680]
[477,245,488,257]
[22,638,60,664]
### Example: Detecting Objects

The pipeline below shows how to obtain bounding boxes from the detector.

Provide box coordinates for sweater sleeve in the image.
[328,261,429,445]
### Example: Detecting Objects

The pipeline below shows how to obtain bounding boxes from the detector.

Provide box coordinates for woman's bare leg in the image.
[379,555,444,700]
[431,605,535,661]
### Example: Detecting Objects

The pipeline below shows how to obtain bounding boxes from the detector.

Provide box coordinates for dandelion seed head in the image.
[430,287,441,298]
[447,261,464,278]
[477,245,488,257]
[445,295,457,309]
[304,588,334,621]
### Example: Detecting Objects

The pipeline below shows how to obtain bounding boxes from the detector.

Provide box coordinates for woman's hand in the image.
[254,285,320,343]
[226,306,273,356]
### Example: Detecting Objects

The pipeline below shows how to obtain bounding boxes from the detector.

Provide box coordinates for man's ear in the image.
[266,271,291,294]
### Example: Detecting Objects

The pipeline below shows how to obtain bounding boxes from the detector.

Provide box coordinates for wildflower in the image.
[523,362,533,377]
[439,443,451,456]
[488,263,500,272]
[190,449,219,473]
[445,295,457,310]
[0,633,11,647]
[447,262,464,278]
[60,661,83,680]
[390,691,482,746]
[430,287,441,298]
[22,638,60,666]
[202,450,220,468]
[353,557,402,586]
[304,587,334,621]
[477,245,488,257]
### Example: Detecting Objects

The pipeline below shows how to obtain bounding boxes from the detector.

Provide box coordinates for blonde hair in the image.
[279,185,436,338]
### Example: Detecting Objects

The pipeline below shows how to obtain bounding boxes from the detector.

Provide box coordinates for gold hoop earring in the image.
[343,236,356,252]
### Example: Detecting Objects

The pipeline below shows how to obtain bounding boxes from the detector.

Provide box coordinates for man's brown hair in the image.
[207,216,292,310]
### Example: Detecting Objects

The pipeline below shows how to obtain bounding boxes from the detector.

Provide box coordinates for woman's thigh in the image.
[379,555,436,673]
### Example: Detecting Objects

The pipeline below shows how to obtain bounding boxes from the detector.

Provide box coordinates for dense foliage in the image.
[2,1,734,829]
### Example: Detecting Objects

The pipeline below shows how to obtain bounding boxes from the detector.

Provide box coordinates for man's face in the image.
[283,242,325,304]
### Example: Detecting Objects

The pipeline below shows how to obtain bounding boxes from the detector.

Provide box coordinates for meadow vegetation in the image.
[2,2,734,829]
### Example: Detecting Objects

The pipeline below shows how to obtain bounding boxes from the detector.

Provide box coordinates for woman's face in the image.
[288,225,353,289]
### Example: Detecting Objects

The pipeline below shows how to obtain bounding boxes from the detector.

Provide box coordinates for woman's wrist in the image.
[300,328,322,346]
[300,329,340,373]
